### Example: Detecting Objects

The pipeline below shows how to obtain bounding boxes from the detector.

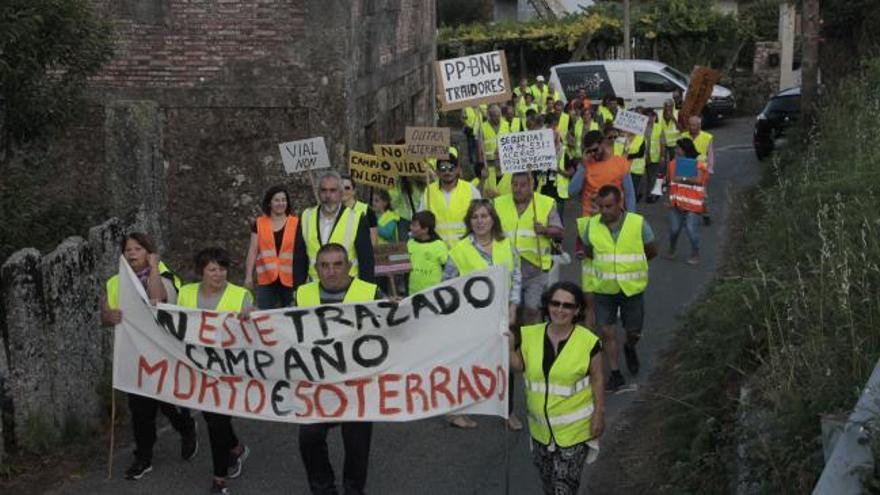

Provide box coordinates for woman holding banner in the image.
[244,185,298,309]
[443,199,522,429]
[508,281,605,495]
[100,232,197,481]
[178,247,251,495]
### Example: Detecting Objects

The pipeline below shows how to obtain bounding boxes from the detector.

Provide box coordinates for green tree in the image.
[0,0,113,151]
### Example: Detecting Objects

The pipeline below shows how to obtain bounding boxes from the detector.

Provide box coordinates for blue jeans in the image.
[668,208,701,254]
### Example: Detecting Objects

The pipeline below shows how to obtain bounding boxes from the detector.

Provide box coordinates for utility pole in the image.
[623,0,631,59]
[801,0,820,124]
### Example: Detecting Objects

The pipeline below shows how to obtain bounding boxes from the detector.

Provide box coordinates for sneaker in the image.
[228,444,250,479]
[663,248,677,260]
[606,371,625,392]
[181,428,199,461]
[124,459,153,480]
[210,480,230,494]
[703,215,712,226]
[686,255,701,266]
[624,344,640,376]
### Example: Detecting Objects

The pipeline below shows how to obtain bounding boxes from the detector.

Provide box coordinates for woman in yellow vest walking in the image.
[509,281,605,495]
[444,199,522,429]
[244,185,299,309]
[100,232,196,481]
[178,247,251,495]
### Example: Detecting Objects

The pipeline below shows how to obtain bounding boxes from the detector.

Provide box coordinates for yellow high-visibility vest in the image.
[587,213,649,296]
[522,323,599,448]
[494,193,555,271]
[301,206,361,280]
[178,282,250,311]
[295,278,377,306]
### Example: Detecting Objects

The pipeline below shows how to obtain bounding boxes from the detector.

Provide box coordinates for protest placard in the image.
[497,129,557,174]
[679,66,722,124]
[349,151,398,189]
[405,127,450,160]
[373,243,411,276]
[435,50,512,112]
[278,137,331,174]
[112,257,509,423]
[612,109,650,136]
[373,144,428,177]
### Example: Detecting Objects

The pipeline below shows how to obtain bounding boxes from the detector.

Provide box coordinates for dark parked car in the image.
[754,86,800,160]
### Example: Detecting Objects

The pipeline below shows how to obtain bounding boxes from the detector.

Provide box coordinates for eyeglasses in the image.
[343,185,353,190]
[437,164,456,172]
[548,300,578,310]
[585,146,600,155]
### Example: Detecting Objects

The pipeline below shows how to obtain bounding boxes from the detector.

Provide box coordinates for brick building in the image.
[85,0,436,277]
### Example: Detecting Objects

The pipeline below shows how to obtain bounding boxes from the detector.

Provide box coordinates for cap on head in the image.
[536,75,545,82]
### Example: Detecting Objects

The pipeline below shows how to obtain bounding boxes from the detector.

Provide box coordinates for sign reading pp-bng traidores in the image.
[436,50,512,112]
[112,258,509,423]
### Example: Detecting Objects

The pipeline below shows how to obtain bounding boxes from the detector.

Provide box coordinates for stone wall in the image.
[0,219,128,454]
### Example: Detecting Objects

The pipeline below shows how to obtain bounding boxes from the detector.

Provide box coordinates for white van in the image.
[548,59,736,119]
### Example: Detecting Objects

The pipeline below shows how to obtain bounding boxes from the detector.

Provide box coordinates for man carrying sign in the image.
[494,173,564,325]
[293,171,375,285]
[293,243,383,495]
[419,151,481,248]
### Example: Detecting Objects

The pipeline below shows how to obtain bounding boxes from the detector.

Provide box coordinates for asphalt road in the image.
[47,117,762,495]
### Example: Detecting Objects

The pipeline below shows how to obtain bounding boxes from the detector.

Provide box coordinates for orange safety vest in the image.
[255,215,298,287]
[581,155,630,217]
[667,159,708,213]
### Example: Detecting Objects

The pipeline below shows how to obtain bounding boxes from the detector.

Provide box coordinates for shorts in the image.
[594,292,644,336]
[522,271,549,310]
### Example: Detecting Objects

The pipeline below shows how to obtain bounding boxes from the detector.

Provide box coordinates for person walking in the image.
[292,171,375,285]
[445,199,521,429]
[244,185,299,309]
[177,247,251,494]
[569,130,636,217]
[508,281,605,495]
[419,152,481,248]
[341,175,378,244]
[685,115,715,225]
[581,185,658,391]
[666,138,709,265]
[406,210,449,295]
[100,232,197,481]
[293,243,381,495]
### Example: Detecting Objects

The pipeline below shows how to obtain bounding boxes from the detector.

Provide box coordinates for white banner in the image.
[612,109,649,136]
[112,258,509,423]
[498,129,558,173]
[278,137,331,174]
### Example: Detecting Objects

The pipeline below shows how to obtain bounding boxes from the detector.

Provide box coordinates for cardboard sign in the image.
[349,151,398,189]
[405,127,450,160]
[373,144,428,177]
[373,242,412,275]
[278,137,331,174]
[112,257,510,423]
[679,66,722,124]
[497,129,557,174]
[612,109,650,136]
[435,50,512,112]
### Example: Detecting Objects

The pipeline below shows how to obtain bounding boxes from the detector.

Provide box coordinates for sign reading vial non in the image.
[612,109,650,136]
[436,50,512,112]
[498,129,558,174]
[405,127,450,160]
[278,137,331,174]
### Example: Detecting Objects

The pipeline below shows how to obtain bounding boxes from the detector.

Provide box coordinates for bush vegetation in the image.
[651,58,880,493]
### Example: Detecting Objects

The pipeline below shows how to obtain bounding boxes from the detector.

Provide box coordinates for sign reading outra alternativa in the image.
[112,258,510,423]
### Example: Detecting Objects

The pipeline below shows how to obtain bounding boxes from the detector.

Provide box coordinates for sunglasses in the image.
[343,185,353,190]
[437,164,456,172]
[548,300,578,310]
[585,146,600,155]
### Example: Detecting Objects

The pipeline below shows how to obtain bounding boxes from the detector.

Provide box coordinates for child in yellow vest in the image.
[406,210,448,295]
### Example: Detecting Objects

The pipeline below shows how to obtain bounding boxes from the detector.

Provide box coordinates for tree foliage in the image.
[0,0,113,150]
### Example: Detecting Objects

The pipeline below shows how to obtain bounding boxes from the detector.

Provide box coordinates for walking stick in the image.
[107,387,116,479]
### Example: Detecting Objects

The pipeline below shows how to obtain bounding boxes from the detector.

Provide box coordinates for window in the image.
[555,65,614,101]
[635,72,678,93]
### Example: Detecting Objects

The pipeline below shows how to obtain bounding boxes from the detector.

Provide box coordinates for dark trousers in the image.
[509,369,516,414]
[129,393,195,463]
[299,422,373,495]
[631,173,643,202]
[204,412,239,478]
[255,281,294,309]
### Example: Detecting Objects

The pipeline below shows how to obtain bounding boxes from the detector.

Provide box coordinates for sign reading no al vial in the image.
[435,50,512,112]
[279,137,331,174]
[498,129,557,174]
